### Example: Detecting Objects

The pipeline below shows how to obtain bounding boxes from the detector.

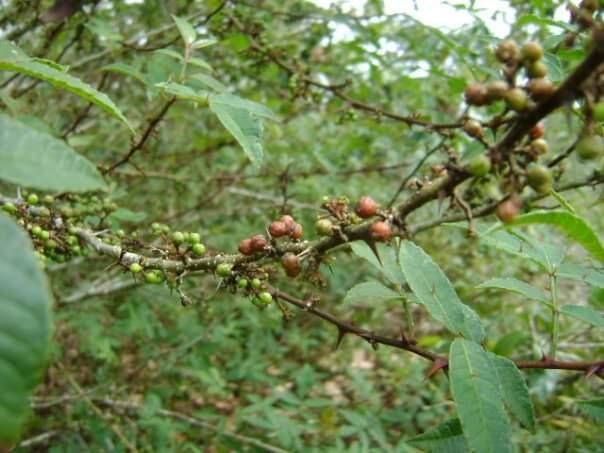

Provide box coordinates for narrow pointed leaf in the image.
[477,277,550,305]
[171,15,196,45]
[190,73,227,92]
[350,240,382,270]
[557,263,604,288]
[0,214,52,443]
[210,93,277,121]
[343,281,400,305]
[559,305,604,328]
[449,339,513,453]
[407,418,468,453]
[0,114,107,192]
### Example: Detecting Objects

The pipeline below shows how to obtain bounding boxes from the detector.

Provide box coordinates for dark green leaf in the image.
[559,305,604,328]
[577,399,604,423]
[343,281,400,305]
[407,418,468,453]
[477,277,551,306]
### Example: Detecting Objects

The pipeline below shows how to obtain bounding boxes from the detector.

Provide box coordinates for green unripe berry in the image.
[42,195,55,206]
[161,225,170,233]
[251,278,262,289]
[238,278,249,289]
[172,231,185,245]
[31,225,43,237]
[71,245,81,255]
[466,154,491,177]
[216,263,233,277]
[151,222,161,231]
[2,202,17,214]
[530,138,548,155]
[505,88,530,112]
[45,239,58,249]
[527,60,548,78]
[67,235,78,245]
[40,230,50,241]
[116,229,125,238]
[593,101,604,122]
[188,232,201,244]
[144,271,163,284]
[258,291,273,305]
[27,193,39,205]
[191,243,206,256]
[576,134,604,161]
[521,41,544,62]
[526,164,553,193]
[129,262,143,273]
[315,218,334,236]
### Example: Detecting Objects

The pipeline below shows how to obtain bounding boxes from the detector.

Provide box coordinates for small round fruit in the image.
[42,195,55,205]
[250,234,268,252]
[258,291,273,305]
[466,155,491,177]
[526,164,553,193]
[527,60,548,78]
[576,134,604,160]
[216,263,233,277]
[464,82,488,106]
[187,232,201,244]
[495,39,520,63]
[290,223,303,240]
[40,230,50,241]
[530,138,548,155]
[1,202,17,214]
[593,101,604,122]
[238,278,249,289]
[281,253,301,277]
[527,78,555,101]
[463,119,483,138]
[31,225,43,237]
[369,221,392,241]
[129,262,143,273]
[530,122,545,139]
[355,196,378,218]
[27,193,39,205]
[171,231,185,245]
[496,199,519,224]
[251,278,262,289]
[315,218,334,236]
[239,238,253,255]
[191,243,206,256]
[521,41,544,62]
[144,271,163,284]
[280,215,296,232]
[269,221,289,237]
[486,80,509,101]
[505,88,530,111]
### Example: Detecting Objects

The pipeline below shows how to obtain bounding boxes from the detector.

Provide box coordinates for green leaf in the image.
[557,263,604,288]
[550,190,576,213]
[209,95,265,166]
[0,114,107,192]
[492,331,529,357]
[190,73,227,92]
[481,229,549,270]
[508,210,604,262]
[449,339,513,453]
[101,63,147,85]
[188,57,213,72]
[350,240,382,269]
[577,399,604,423]
[155,81,208,103]
[0,42,133,133]
[376,242,405,286]
[477,277,551,306]
[488,353,536,431]
[407,418,468,453]
[171,15,197,45]
[343,281,400,305]
[191,39,218,50]
[0,214,52,442]
[399,241,483,342]
[210,93,277,121]
[559,305,604,328]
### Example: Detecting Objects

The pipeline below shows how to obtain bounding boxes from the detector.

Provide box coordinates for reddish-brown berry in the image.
[495,39,520,64]
[530,122,545,139]
[464,82,488,106]
[280,215,295,232]
[486,80,509,101]
[369,221,392,241]
[496,198,520,224]
[269,221,289,237]
[290,223,303,240]
[527,78,555,101]
[250,234,268,252]
[355,196,378,218]
[281,253,301,278]
[463,119,483,138]
[239,238,253,255]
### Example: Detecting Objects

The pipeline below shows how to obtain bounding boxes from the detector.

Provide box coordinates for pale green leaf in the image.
[477,277,551,306]
[171,15,196,45]
[349,240,382,270]
[557,263,604,288]
[0,214,52,443]
[343,281,400,305]
[488,353,536,431]
[0,114,107,192]
[188,57,213,72]
[376,242,405,286]
[102,63,146,85]
[155,82,208,103]
[449,339,513,453]
[407,418,468,453]
[190,73,227,92]
[559,305,604,328]
[191,39,218,50]
[210,93,277,121]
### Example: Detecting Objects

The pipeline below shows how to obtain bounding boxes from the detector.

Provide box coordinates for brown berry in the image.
[496,198,520,224]
[581,0,598,13]
[280,215,295,232]
[530,122,545,139]
[486,80,509,101]
[505,87,530,112]
[281,253,301,278]
[250,234,268,252]
[269,221,288,237]
[527,78,555,101]
[530,138,548,155]
[369,221,392,241]
[290,223,303,240]
[526,60,548,78]
[463,119,483,138]
[464,82,488,106]
[355,196,378,218]
[495,39,520,64]
[521,41,544,62]
[239,238,253,255]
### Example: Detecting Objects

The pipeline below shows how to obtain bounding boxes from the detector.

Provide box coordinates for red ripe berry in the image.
[269,221,288,237]
[238,238,253,255]
[290,223,303,240]
[281,253,301,277]
[280,215,295,232]
[250,234,268,252]
[496,196,521,224]
[369,221,392,241]
[355,196,378,218]
[530,122,545,139]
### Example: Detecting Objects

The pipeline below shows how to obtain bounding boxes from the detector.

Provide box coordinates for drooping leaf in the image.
[407,418,468,453]
[488,353,536,431]
[557,263,604,288]
[449,339,513,453]
[155,81,207,103]
[0,41,133,133]
[0,114,107,192]
[477,277,551,306]
[343,281,400,305]
[190,73,228,92]
[577,399,604,422]
[507,210,604,262]
[210,93,278,121]
[559,305,604,328]
[171,15,197,45]
[0,214,52,443]
[399,241,483,342]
